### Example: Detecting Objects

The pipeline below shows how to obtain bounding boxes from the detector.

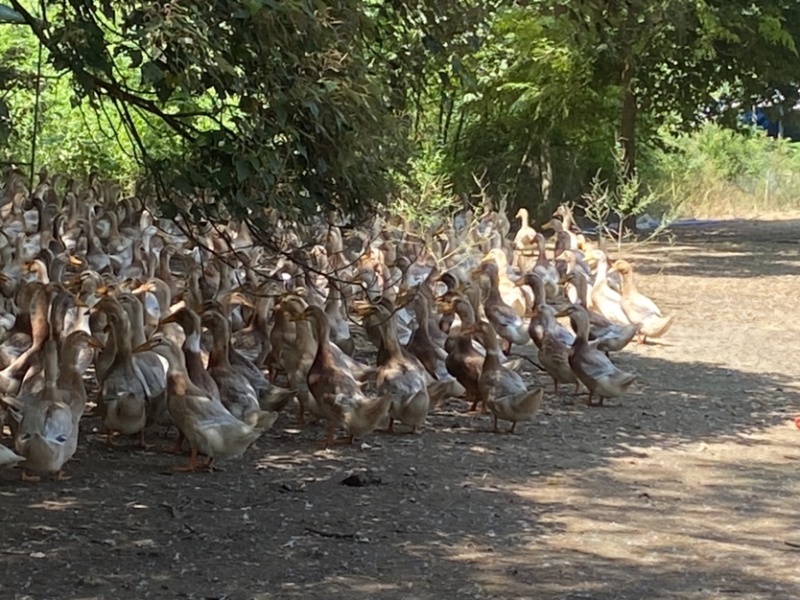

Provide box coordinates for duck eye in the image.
[20,433,31,441]
[55,434,68,444]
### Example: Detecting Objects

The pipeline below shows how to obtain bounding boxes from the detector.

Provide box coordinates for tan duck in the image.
[14,339,77,481]
[403,289,450,381]
[325,282,354,356]
[276,293,328,424]
[515,274,577,394]
[202,309,278,429]
[471,261,528,353]
[482,248,527,316]
[587,249,630,325]
[133,336,265,472]
[94,297,166,446]
[516,273,575,350]
[354,301,430,433]
[558,305,636,406]
[57,330,104,421]
[531,233,560,300]
[160,307,221,402]
[291,305,391,447]
[610,260,675,343]
[0,283,50,394]
[203,298,296,413]
[567,272,639,354]
[463,322,544,433]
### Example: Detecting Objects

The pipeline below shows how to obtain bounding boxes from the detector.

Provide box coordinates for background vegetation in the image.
[2,0,800,231]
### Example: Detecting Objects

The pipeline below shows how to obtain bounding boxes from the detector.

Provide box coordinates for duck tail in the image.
[258,387,295,412]
[255,410,279,431]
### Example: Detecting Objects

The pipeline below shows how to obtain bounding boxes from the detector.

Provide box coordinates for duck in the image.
[276,293,327,423]
[291,305,391,447]
[325,282,354,356]
[0,444,24,470]
[14,338,78,481]
[204,299,296,413]
[463,321,544,432]
[558,304,636,406]
[355,301,430,433]
[94,297,165,447]
[516,275,577,394]
[587,249,630,325]
[0,282,50,394]
[201,309,278,429]
[531,233,561,300]
[516,273,575,350]
[440,295,484,411]
[566,272,639,354]
[57,330,104,421]
[403,289,450,381]
[159,307,221,402]
[133,335,266,471]
[471,261,528,354]
[610,260,675,343]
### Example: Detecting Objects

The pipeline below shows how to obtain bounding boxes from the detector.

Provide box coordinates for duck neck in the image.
[481,331,504,371]
[59,338,85,388]
[618,271,637,297]
[310,311,334,366]
[182,320,208,376]
[208,319,233,369]
[484,270,502,303]
[113,314,133,361]
[378,314,404,362]
[455,301,476,326]
[535,236,549,267]
[594,257,609,283]
[572,276,588,307]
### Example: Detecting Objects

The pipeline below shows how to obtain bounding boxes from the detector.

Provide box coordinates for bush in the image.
[647,123,800,218]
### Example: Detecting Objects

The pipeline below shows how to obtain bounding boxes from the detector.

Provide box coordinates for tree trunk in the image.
[619,53,637,233]
[620,55,636,182]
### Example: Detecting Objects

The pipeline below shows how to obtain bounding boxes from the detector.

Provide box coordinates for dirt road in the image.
[2,219,799,600]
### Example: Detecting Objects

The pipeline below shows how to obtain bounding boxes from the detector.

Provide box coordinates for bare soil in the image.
[2,219,800,600]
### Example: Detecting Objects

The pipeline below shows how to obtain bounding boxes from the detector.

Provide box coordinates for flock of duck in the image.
[0,170,675,480]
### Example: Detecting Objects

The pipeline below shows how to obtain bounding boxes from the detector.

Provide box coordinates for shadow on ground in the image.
[1,220,800,600]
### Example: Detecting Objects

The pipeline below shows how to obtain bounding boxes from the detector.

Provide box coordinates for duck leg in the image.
[553,379,559,395]
[492,414,500,433]
[508,421,518,434]
[323,422,337,448]
[54,469,71,481]
[106,428,118,446]
[172,447,199,472]
[168,431,185,455]
[20,470,41,482]
[139,430,154,450]
[383,417,395,433]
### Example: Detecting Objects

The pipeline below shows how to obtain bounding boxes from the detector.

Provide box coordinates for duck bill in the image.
[227,291,255,308]
[132,341,154,353]
[87,336,105,349]
[68,255,83,267]
[159,312,180,326]
[350,300,375,318]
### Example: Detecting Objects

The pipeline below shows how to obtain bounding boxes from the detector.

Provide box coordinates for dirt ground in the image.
[2,218,800,600]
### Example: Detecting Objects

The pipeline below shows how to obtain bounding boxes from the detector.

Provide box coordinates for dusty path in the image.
[1,219,799,600]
